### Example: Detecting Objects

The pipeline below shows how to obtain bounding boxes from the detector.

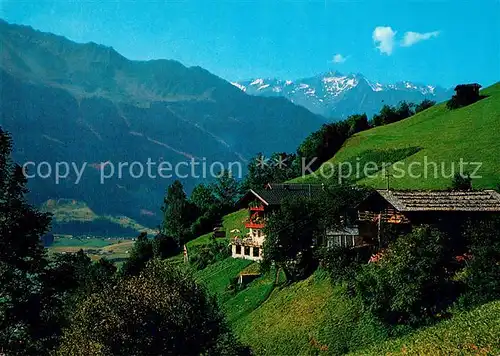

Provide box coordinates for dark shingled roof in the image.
[454,83,481,91]
[376,190,500,212]
[249,184,325,206]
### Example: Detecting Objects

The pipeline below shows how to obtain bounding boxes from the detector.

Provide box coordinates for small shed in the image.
[451,83,482,107]
[454,83,481,97]
[212,226,226,238]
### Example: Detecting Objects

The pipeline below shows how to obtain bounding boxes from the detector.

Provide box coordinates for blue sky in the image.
[1,0,499,88]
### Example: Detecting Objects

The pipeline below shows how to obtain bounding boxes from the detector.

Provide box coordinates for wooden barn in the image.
[356,189,500,246]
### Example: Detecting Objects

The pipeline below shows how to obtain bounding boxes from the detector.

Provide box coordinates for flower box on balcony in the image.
[245,222,265,229]
[249,205,265,212]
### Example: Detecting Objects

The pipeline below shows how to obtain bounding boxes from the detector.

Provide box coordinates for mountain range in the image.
[0,19,325,233]
[0,19,457,235]
[232,73,453,119]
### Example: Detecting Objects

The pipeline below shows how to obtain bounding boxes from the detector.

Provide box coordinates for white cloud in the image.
[401,31,440,47]
[332,54,347,63]
[372,26,396,55]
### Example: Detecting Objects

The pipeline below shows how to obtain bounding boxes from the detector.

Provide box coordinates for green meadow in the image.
[295,82,500,189]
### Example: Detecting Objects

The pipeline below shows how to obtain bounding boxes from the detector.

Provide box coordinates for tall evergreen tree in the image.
[190,183,218,215]
[161,180,194,245]
[0,128,53,354]
[243,152,300,190]
[212,170,241,210]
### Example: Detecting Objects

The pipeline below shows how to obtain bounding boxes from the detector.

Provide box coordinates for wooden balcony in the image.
[245,222,265,229]
[358,211,410,224]
[232,236,262,247]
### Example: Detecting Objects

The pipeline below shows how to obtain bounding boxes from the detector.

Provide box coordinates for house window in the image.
[253,247,260,257]
[235,245,241,255]
[244,246,251,256]
[329,235,355,248]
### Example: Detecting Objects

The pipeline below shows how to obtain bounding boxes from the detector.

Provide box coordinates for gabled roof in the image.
[375,190,500,212]
[242,184,325,206]
[454,83,481,90]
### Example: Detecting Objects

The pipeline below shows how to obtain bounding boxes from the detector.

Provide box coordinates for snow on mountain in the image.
[230,82,246,91]
[232,72,452,119]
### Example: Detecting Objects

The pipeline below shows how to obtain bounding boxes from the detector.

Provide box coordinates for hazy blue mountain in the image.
[0,20,325,232]
[232,72,453,119]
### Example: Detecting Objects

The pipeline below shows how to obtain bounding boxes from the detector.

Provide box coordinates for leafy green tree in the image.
[318,245,367,284]
[161,180,195,245]
[189,239,231,270]
[355,226,458,326]
[372,101,415,127]
[459,217,500,307]
[297,121,350,172]
[346,113,370,136]
[189,183,222,237]
[396,101,415,120]
[120,232,153,276]
[190,210,220,237]
[190,183,218,214]
[152,233,180,259]
[43,252,117,338]
[372,104,397,126]
[212,170,241,210]
[270,152,301,182]
[57,260,248,356]
[0,128,54,354]
[451,172,472,190]
[296,129,324,171]
[243,152,300,190]
[414,99,436,113]
[262,197,324,281]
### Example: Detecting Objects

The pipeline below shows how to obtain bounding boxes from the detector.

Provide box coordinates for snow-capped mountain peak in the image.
[232,72,451,119]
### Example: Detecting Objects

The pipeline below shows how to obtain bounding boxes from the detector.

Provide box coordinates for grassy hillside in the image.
[178,86,500,354]
[295,82,500,189]
[186,209,249,255]
[187,227,499,355]
[193,253,499,355]
[350,300,500,356]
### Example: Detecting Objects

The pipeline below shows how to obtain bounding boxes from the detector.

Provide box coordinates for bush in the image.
[371,101,415,127]
[190,239,231,270]
[458,217,500,308]
[317,246,370,284]
[262,197,324,281]
[355,226,459,326]
[57,260,247,355]
[120,232,153,276]
[190,211,218,237]
[451,172,472,190]
[152,233,180,259]
[414,99,436,113]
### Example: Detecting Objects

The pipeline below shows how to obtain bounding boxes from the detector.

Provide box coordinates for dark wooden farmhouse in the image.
[356,189,500,246]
